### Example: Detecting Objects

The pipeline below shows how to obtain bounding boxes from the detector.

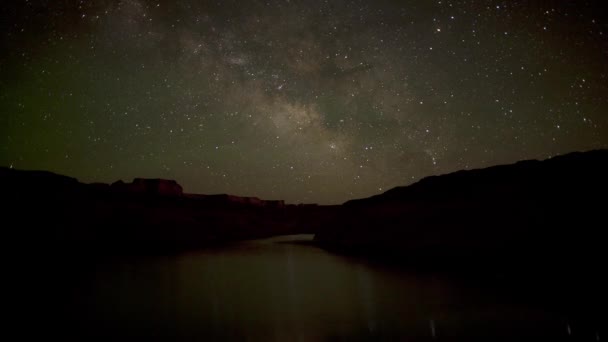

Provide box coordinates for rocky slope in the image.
[0,167,329,255]
[314,149,608,273]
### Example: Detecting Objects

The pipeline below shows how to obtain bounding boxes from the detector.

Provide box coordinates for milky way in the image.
[1,0,607,203]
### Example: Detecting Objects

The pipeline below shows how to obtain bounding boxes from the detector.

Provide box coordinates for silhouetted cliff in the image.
[3,149,607,267]
[314,150,608,273]
[0,168,319,255]
[111,178,183,196]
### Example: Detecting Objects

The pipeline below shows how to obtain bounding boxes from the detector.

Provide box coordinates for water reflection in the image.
[59,234,593,340]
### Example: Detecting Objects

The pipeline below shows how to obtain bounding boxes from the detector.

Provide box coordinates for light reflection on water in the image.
[65,234,575,340]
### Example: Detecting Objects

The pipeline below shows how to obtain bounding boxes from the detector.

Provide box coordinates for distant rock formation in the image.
[111,178,183,197]
[0,169,309,255]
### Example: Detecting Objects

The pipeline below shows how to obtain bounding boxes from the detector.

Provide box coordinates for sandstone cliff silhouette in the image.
[2,149,606,266]
[0,168,323,255]
[315,149,608,273]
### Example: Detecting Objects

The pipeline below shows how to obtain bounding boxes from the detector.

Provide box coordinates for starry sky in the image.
[1,0,607,204]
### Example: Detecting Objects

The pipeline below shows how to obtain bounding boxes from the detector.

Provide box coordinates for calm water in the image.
[53,234,593,340]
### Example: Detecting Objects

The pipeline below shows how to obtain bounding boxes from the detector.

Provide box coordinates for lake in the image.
[46,234,597,340]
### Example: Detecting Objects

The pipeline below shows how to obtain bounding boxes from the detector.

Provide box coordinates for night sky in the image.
[1,1,607,204]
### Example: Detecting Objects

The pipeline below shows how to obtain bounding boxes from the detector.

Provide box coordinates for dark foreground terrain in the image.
[3,149,607,340]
